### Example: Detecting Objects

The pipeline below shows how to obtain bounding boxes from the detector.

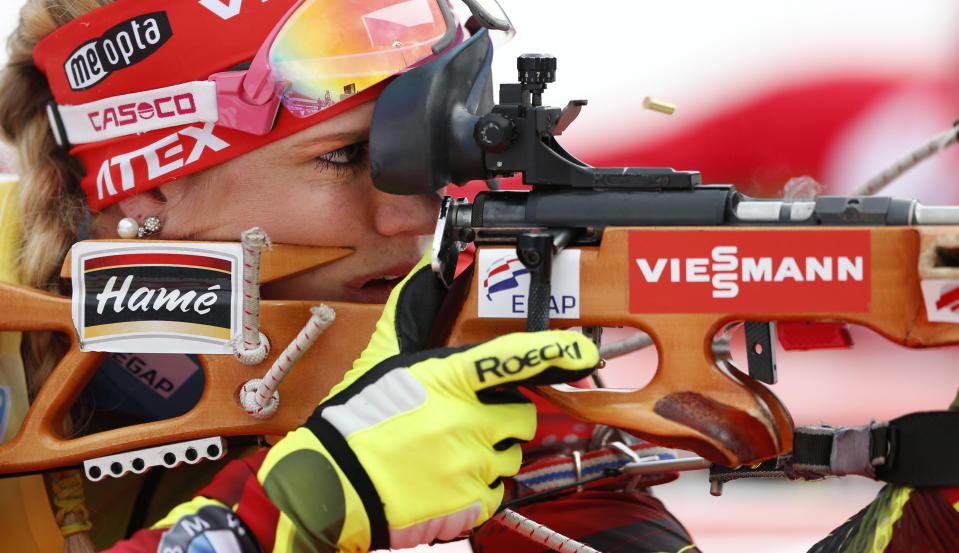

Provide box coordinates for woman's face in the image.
[150,101,439,303]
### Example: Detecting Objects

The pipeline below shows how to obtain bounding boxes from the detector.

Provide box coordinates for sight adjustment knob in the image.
[517,54,556,86]
[474,112,516,153]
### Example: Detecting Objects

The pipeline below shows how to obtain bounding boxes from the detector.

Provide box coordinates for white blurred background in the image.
[493,1,959,152]
[0,1,956,552]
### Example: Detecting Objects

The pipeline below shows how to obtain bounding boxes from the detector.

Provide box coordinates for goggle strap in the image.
[45,101,69,148]
[459,0,511,32]
[432,0,458,55]
[48,81,219,145]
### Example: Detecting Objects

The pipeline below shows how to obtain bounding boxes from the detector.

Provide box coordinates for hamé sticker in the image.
[71,241,243,354]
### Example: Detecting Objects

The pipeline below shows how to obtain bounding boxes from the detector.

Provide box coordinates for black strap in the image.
[794,411,959,486]
[875,411,959,487]
[394,264,448,353]
[124,465,166,539]
[305,414,390,550]
[791,429,834,472]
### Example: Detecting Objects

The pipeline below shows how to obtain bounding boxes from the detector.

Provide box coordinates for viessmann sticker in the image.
[477,248,581,319]
[629,230,871,313]
[71,242,243,353]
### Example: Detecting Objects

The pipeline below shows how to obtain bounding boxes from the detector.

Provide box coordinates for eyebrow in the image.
[287,128,370,156]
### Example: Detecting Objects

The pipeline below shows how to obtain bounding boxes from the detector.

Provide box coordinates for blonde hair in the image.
[0,0,110,394]
[0,2,115,552]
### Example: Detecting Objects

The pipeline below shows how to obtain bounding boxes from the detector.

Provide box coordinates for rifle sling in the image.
[794,411,959,487]
[874,411,959,487]
[711,411,959,488]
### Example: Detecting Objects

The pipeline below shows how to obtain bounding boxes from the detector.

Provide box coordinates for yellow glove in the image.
[259,252,598,552]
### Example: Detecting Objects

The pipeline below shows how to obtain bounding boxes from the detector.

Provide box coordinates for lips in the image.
[363,274,404,286]
[343,262,418,303]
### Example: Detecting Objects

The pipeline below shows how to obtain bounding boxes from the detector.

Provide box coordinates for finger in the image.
[477,476,508,525]
[485,442,524,489]
[442,330,599,392]
[477,401,537,448]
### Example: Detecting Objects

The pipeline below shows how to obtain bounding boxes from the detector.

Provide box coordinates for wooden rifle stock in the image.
[0,226,956,474]
[0,282,384,474]
[435,226,959,466]
[0,244,382,475]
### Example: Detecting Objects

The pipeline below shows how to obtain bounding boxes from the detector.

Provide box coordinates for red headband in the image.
[33,0,387,212]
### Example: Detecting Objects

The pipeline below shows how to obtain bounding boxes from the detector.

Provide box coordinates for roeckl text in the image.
[474,341,583,383]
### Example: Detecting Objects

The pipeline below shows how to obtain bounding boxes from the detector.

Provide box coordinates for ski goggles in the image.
[43,0,513,147]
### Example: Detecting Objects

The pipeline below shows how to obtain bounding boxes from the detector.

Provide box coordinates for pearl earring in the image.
[116,216,162,239]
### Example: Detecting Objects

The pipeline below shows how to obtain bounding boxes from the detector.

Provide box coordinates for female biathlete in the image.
[0,1,701,552]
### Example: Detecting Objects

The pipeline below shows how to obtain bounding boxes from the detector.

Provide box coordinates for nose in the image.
[370,187,440,237]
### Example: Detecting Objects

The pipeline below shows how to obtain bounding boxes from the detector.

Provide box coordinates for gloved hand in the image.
[259,252,599,552]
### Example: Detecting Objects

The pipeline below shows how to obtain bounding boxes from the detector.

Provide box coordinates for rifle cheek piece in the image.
[653,391,779,465]
[369,29,494,195]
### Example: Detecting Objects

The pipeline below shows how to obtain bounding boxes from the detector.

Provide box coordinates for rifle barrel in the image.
[913,205,959,224]
[454,190,959,239]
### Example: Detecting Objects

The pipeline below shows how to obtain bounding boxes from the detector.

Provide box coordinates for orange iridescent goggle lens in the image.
[270,0,451,117]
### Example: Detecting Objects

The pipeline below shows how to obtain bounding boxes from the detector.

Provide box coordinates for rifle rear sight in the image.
[367,31,698,195]
[473,53,700,191]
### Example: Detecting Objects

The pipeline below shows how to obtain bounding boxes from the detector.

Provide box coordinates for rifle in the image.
[368,28,959,472]
[0,28,956,481]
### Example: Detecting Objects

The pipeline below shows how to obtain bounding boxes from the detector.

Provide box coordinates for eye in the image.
[314,142,368,174]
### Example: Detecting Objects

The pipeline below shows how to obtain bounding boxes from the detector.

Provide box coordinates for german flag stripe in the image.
[84,253,231,273]
[84,320,230,340]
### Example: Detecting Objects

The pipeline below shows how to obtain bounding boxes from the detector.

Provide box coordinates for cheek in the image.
[251,183,375,245]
